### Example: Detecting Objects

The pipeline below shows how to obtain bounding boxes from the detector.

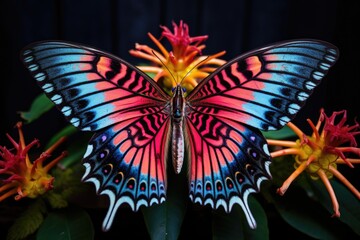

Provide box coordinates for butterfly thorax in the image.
[171,85,185,174]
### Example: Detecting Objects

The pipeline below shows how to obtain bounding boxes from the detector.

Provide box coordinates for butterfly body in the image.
[21,39,338,231]
[171,85,186,174]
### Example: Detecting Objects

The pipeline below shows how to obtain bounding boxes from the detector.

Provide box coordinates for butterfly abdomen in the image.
[171,86,186,174]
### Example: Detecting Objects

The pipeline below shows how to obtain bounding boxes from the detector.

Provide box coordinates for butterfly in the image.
[21,39,338,231]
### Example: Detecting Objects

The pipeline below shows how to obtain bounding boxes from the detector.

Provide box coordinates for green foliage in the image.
[36,208,94,240]
[261,125,297,140]
[18,93,54,123]
[46,192,69,209]
[48,164,87,206]
[307,178,360,236]
[142,157,188,240]
[212,197,269,240]
[45,125,78,149]
[264,158,360,239]
[268,186,344,240]
[6,198,47,240]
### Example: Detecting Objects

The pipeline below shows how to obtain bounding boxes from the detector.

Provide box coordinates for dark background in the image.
[0,0,359,239]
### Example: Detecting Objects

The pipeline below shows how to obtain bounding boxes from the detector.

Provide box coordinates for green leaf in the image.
[36,208,94,240]
[58,135,89,169]
[18,93,54,123]
[45,192,69,209]
[269,186,345,240]
[142,163,188,240]
[212,196,269,240]
[261,125,296,139]
[45,125,78,149]
[7,198,47,240]
[45,125,90,168]
[308,179,360,236]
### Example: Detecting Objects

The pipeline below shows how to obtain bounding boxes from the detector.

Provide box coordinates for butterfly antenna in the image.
[151,50,177,84]
[179,55,209,85]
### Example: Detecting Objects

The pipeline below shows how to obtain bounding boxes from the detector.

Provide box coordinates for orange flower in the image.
[0,122,67,201]
[267,109,360,217]
[129,20,226,94]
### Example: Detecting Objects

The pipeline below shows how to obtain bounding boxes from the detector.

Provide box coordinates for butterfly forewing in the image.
[22,41,170,131]
[185,39,339,228]
[186,40,339,131]
[21,41,172,231]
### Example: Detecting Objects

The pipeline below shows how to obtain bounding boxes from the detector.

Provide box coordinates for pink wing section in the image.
[184,40,339,228]
[21,41,172,231]
[186,40,339,131]
[21,41,170,132]
[82,112,170,231]
[185,111,271,228]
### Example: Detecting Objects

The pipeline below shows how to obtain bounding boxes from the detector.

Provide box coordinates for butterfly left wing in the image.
[21,41,172,231]
[185,39,339,228]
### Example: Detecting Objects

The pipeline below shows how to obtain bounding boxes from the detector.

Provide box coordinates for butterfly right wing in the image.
[184,39,339,228]
[21,41,172,231]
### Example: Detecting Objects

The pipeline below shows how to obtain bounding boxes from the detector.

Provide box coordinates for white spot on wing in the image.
[288,103,300,115]
[82,162,91,179]
[312,71,324,80]
[42,83,54,93]
[320,62,330,70]
[83,145,93,158]
[70,117,80,127]
[204,199,214,208]
[297,91,309,102]
[305,81,316,90]
[61,106,72,116]
[263,144,270,156]
[51,94,62,104]
[279,116,290,125]
[136,199,148,211]
[325,55,336,62]
[35,72,46,81]
[24,56,34,62]
[23,50,32,55]
[29,64,38,71]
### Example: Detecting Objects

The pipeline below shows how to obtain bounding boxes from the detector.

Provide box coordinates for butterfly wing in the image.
[21,41,172,231]
[185,39,339,228]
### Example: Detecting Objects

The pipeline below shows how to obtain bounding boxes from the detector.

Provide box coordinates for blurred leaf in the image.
[269,186,346,240]
[45,125,78,149]
[49,164,89,206]
[308,178,360,236]
[7,198,47,240]
[45,125,90,168]
[58,135,89,169]
[18,93,54,123]
[45,192,68,209]
[142,157,188,240]
[268,155,298,186]
[261,125,296,140]
[212,196,269,240]
[50,164,100,209]
[36,208,94,240]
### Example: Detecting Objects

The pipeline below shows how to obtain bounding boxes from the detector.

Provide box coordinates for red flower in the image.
[0,122,67,201]
[129,20,226,93]
[267,109,360,217]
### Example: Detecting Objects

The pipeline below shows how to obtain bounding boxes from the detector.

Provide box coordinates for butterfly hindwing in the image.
[21,41,172,231]
[185,113,271,228]
[185,39,339,227]
[82,114,170,231]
